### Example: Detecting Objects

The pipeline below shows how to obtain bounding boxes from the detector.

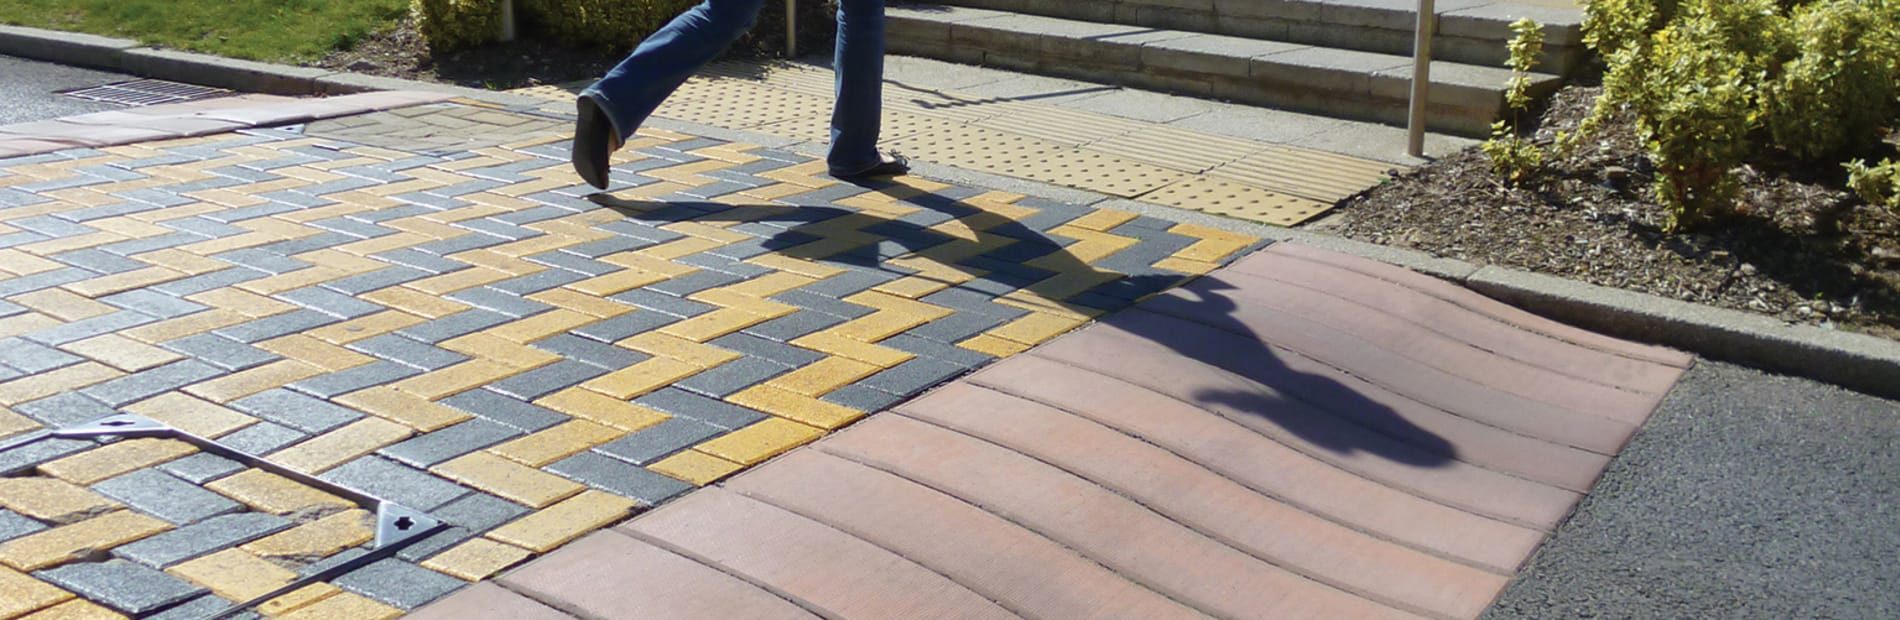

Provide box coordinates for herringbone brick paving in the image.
[0,101,1261,616]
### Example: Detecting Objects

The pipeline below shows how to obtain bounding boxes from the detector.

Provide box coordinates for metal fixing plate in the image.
[1141,177,1333,226]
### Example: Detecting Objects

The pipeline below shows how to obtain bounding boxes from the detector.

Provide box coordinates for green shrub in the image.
[413,0,503,52]
[518,0,699,50]
[1846,158,1900,210]
[1761,0,1900,160]
[1483,19,1547,186]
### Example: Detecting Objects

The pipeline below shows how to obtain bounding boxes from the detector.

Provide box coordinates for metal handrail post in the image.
[1407,0,1434,157]
[787,0,797,58]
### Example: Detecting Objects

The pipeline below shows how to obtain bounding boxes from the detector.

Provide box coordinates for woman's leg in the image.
[581,0,767,142]
[825,0,889,176]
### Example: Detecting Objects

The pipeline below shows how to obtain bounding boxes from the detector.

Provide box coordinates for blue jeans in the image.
[580,0,887,175]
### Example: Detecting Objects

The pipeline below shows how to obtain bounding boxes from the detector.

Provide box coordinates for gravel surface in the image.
[0,53,125,124]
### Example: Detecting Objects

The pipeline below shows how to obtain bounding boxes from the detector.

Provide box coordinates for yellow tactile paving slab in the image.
[508,59,1396,225]
[0,102,1265,614]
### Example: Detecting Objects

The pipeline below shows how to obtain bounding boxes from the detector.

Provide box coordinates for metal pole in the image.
[786,0,797,58]
[1407,0,1434,157]
[500,0,517,42]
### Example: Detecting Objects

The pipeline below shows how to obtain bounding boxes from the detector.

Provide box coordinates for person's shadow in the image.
[589,178,1455,468]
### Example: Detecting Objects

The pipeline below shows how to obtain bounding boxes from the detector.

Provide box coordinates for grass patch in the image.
[0,0,410,63]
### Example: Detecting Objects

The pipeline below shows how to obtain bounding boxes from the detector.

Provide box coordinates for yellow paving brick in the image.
[258,584,342,617]
[844,290,956,320]
[237,267,348,297]
[0,567,72,618]
[294,249,388,274]
[63,267,189,298]
[0,313,61,340]
[725,385,865,430]
[205,470,354,516]
[275,591,402,620]
[959,334,1033,357]
[241,510,373,562]
[829,312,934,344]
[360,287,470,319]
[615,332,742,368]
[405,267,513,296]
[578,357,702,400]
[526,288,633,319]
[990,311,1093,346]
[659,307,774,343]
[120,310,248,345]
[333,387,471,432]
[649,450,745,486]
[711,271,818,299]
[1065,209,1141,232]
[566,268,671,297]
[184,360,326,404]
[0,510,172,571]
[132,248,229,275]
[419,538,532,582]
[58,334,183,372]
[489,420,624,467]
[789,332,915,368]
[435,333,561,369]
[744,253,848,279]
[5,289,115,321]
[20,598,124,619]
[693,417,824,466]
[269,419,412,474]
[1150,256,1222,275]
[487,309,596,344]
[255,335,376,372]
[447,249,544,276]
[0,361,123,408]
[766,356,881,397]
[484,491,637,553]
[434,452,584,508]
[121,393,256,438]
[186,288,296,318]
[168,549,298,602]
[0,249,63,276]
[536,388,670,432]
[872,275,956,299]
[1031,229,1138,266]
[305,311,428,345]
[0,478,120,525]
[0,407,37,441]
[19,232,127,256]
[389,360,524,401]
[38,439,196,486]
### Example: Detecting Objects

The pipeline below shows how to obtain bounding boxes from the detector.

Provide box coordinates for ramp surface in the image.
[413,242,1695,619]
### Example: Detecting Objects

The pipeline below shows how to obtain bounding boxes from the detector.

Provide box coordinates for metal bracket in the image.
[0,414,444,620]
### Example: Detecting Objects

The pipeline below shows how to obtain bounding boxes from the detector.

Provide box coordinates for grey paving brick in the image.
[276,286,384,319]
[289,360,420,398]
[311,216,398,239]
[213,309,339,343]
[161,333,281,372]
[159,453,246,485]
[0,510,45,542]
[379,420,521,468]
[321,265,431,295]
[438,388,566,432]
[959,269,1051,298]
[348,204,437,224]
[372,248,469,274]
[333,558,468,609]
[98,231,207,256]
[769,289,878,320]
[219,421,308,456]
[36,559,207,615]
[558,235,652,259]
[14,392,119,427]
[455,218,538,241]
[488,360,608,401]
[493,205,576,226]
[879,333,995,369]
[0,365,18,383]
[0,438,91,476]
[902,312,1012,344]
[79,359,224,407]
[739,310,850,343]
[676,253,774,278]
[0,267,93,298]
[429,492,530,531]
[394,526,479,563]
[93,469,243,525]
[255,232,358,257]
[0,231,48,249]
[1012,197,1091,232]
[708,332,827,366]
[320,457,469,511]
[549,451,693,504]
[210,248,309,274]
[634,388,766,430]
[594,221,684,245]
[415,231,507,256]
[644,269,747,297]
[231,389,365,434]
[100,290,206,319]
[145,594,255,620]
[607,289,715,318]
[706,237,779,260]
[860,357,972,397]
[674,357,790,398]
[1091,234,1198,276]
[54,248,147,274]
[396,309,514,343]
[114,512,293,568]
[150,266,269,297]
[0,337,82,374]
[594,418,723,465]
[529,334,648,370]
[488,269,589,295]
[526,250,619,275]
[349,334,468,371]
[25,310,157,346]
[821,384,907,413]
[446,287,551,318]
[7,215,95,238]
[571,310,679,343]
[1090,272,1188,300]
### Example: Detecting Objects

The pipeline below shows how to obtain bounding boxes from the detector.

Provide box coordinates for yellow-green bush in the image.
[1482,19,1547,186]
[518,0,699,49]
[1847,158,1900,210]
[413,0,504,52]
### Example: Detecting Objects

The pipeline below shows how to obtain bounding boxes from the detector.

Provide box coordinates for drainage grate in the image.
[59,79,234,106]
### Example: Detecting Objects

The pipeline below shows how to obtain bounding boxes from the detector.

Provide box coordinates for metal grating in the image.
[1142,177,1332,226]
[60,79,234,107]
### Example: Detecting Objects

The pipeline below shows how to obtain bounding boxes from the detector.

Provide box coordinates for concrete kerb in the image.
[5,23,1900,401]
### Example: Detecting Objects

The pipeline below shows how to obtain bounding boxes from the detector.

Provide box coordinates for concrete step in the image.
[896,0,1587,75]
[887,6,1562,137]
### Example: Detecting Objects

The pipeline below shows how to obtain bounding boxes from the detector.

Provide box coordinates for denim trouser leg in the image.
[826,0,887,175]
[582,0,766,142]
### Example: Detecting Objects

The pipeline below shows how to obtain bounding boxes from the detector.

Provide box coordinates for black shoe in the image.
[831,153,910,181]
[572,95,616,190]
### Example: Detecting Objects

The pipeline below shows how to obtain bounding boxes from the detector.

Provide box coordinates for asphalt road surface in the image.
[0,53,130,125]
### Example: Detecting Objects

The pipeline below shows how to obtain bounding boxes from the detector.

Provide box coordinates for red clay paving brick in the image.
[430,242,1693,619]
[406,582,573,620]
